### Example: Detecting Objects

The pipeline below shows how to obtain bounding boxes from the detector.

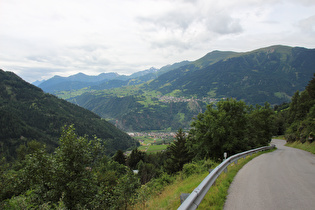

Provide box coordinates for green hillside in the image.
[67,45,314,132]
[72,88,208,131]
[0,69,138,160]
[145,45,315,104]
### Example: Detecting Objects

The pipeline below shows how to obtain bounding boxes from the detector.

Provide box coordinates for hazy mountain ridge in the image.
[37,61,190,93]
[0,69,138,160]
[37,72,120,93]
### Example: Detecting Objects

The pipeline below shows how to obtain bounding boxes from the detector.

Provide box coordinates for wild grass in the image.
[285,141,315,155]
[135,171,210,210]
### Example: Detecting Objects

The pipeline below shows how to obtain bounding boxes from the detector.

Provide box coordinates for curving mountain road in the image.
[224,139,315,210]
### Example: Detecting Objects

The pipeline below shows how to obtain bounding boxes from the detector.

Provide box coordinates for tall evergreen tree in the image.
[126,148,145,170]
[112,150,126,165]
[165,128,191,173]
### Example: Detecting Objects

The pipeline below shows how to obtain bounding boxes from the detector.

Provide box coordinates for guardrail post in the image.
[224,152,228,173]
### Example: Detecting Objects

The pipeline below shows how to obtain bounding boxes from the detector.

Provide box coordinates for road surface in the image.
[224,139,315,210]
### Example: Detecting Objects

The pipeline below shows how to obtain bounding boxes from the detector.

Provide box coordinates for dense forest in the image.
[0,69,138,161]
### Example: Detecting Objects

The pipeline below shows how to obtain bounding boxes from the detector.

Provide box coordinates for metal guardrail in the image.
[178,145,276,210]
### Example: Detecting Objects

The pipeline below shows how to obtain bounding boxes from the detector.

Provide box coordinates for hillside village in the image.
[158,95,219,104]
[128,131,176,142]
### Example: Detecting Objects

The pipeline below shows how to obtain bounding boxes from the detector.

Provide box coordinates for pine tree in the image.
[113,150,126,165]
[165,128,191,173]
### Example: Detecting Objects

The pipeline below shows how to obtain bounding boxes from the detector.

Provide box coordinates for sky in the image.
[1,0,315,83]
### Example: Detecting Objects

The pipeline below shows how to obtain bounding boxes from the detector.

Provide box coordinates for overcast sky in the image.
[1,0,314,82]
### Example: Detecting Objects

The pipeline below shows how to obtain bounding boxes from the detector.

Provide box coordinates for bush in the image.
[182,159,215,178]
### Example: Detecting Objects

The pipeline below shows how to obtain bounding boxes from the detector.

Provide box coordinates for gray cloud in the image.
[298,15,315,34]
[150,37,191,50]
[206,14,243,35]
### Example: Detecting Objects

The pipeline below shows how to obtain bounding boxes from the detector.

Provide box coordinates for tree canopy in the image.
[285,74,315,142]
[187,99,275,160]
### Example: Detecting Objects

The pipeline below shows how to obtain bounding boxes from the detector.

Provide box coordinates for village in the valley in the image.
[127,131,177,145]
[157,95,218,104]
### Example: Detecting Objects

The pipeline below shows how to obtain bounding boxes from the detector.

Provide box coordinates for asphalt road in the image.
[224,139,315,210]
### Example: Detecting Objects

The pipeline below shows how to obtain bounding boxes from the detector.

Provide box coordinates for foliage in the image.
[112,150,126,165]
[127,148,146,170]
[0,125,141,209]
[285,74,315,142]
[247,103,277,147]
[53,125,100,208]
[164,129,192,173]
[188,99,274,160]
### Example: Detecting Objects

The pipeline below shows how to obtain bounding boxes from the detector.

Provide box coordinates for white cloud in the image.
[0,0,314,82]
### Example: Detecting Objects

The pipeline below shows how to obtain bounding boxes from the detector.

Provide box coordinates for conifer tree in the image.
[165,128,191,173]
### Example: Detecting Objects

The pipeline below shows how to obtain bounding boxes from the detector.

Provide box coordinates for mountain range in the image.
[0,69,138,161]
[36,61,190,93]
[34,45,315,131]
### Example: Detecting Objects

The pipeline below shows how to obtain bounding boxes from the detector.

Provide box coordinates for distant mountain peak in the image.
[32,79,46,86]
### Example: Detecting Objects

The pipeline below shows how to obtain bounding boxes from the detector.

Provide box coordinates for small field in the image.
[133,134,174,153]
[138,144,168,153]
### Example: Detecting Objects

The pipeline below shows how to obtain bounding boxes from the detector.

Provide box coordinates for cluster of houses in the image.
[157,95,218,104]
[127,132,176,139]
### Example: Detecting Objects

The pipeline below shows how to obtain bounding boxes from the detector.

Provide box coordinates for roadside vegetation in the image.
[134,148,276,209]
[276,74,315,154]
[285,141,315,155]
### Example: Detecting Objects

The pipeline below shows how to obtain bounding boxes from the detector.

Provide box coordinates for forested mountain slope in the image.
[0,69,138,160]
[145,45,315,104]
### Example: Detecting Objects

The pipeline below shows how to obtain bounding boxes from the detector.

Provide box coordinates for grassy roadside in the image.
[134,148,276,209]
[275,135,315,155]
[285,141,315,155]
